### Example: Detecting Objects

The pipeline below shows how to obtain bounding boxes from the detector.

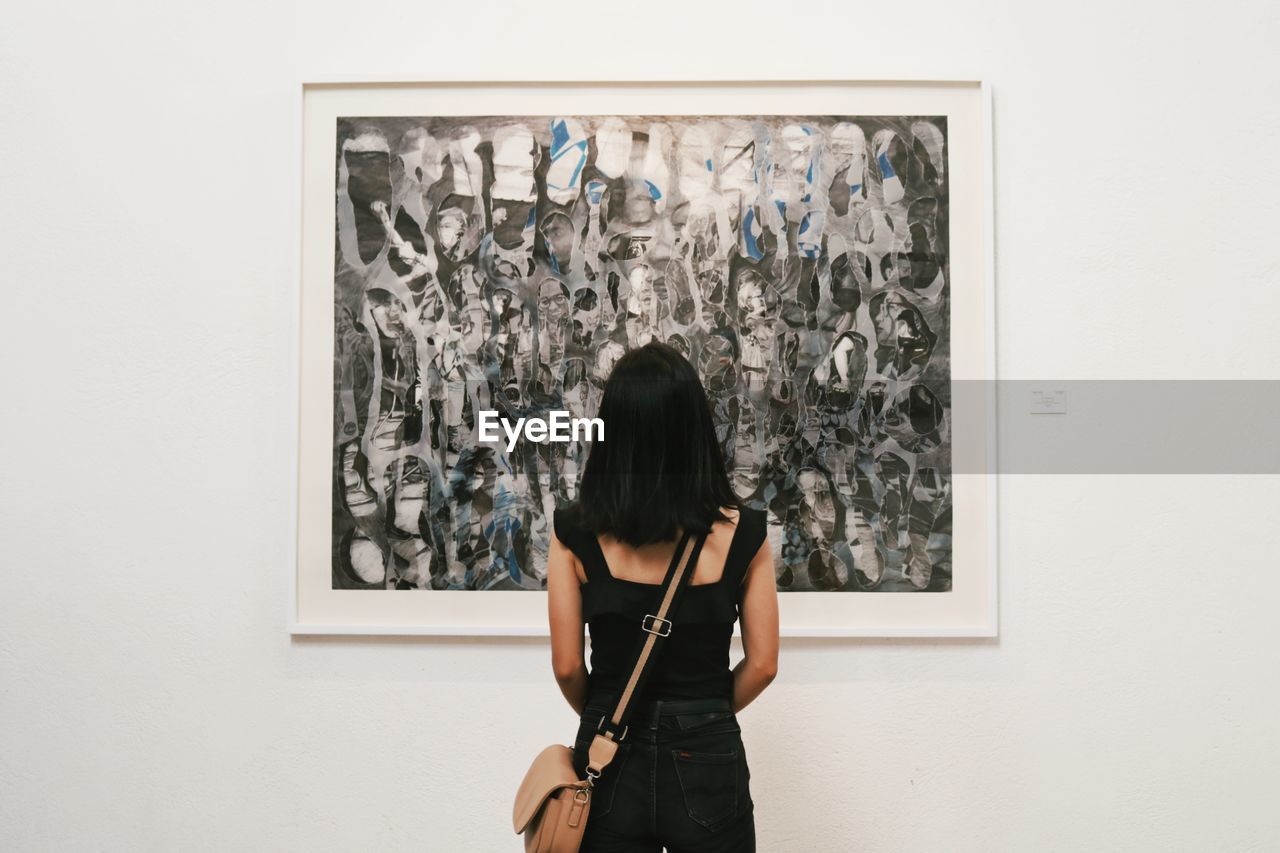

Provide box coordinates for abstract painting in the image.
[329,113,953,596]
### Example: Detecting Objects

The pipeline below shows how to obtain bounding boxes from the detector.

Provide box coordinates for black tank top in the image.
[553,504,769,706]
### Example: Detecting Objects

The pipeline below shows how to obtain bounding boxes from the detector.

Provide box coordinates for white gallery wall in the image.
[2,1,1278,851]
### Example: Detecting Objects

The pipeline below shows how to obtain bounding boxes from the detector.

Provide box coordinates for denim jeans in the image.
[571,697,756,852]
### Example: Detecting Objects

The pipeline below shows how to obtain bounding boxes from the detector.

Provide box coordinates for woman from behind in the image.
[547,340,780,853]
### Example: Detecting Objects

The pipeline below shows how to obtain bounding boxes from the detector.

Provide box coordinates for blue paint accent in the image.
[850,183,862,194]
[802,193,811,203]
[550,119,569,152]
[798,210,822,259]
[548,123,589,190]
[526,207,538,227]
[878,152,897,180]
[743,208,764,261]
[706,158,713,171]
[566,155,585,189]
[806,163,813,184]
[775,199,786,218]
[549,253,560,274]
[646,180,662,200]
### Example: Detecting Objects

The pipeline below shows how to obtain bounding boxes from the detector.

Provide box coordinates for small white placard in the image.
[1030,388,1067,414]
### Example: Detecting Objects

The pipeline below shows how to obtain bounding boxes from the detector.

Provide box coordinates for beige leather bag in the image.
[513,530,704,852]
[512,744,592,852]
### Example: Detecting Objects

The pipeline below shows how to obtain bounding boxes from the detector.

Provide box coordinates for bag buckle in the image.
[642,614,672,637]
[597,715,629,743]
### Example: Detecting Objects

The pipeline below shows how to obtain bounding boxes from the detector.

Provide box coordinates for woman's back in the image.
[544,341,777,851]
[553,503,769,706]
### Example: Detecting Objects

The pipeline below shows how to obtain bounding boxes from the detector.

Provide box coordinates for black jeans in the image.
[571,697,756,852]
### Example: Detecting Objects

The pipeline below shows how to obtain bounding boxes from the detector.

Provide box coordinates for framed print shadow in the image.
[290,78,998,637]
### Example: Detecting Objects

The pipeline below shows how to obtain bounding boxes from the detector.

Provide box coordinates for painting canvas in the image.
[293,80,996,635]
[333,112,951,594]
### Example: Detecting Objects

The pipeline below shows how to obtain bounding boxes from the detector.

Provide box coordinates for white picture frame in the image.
[290,77,998,637]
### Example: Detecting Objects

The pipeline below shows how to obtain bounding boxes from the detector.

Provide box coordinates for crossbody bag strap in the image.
[585,528,708,782]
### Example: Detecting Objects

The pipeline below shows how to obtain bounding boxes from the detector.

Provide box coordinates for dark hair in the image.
[568,340,739,546]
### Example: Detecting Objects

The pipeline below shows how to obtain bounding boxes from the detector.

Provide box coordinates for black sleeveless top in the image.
[553,505,769,706]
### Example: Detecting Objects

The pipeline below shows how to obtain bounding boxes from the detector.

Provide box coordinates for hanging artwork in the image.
[293,80,997,636]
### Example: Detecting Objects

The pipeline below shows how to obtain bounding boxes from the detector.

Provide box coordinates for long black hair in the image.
[565,340,739,546]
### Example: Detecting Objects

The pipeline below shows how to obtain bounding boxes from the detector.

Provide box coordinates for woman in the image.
[547,340,780,852]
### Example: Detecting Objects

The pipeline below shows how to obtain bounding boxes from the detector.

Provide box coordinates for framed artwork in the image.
[290,78,998,637]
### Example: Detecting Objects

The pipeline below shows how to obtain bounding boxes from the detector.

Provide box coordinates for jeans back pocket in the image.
[673,709,740,736]
[670,747,740,831]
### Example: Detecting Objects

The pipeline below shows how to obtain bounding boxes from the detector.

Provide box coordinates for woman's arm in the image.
[732,535,780,713]
[547,528,590,715]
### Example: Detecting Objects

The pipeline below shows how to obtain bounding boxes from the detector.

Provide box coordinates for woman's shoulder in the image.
[717,505,769,585]
[552,502,594,584]
[728,504,768,547]
[553,501,597,562]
